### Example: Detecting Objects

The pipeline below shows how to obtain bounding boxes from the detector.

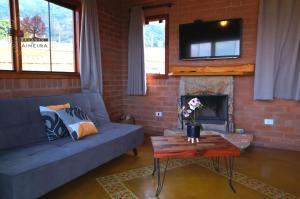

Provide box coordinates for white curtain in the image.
[80,0,103,93]
[254,0,300,100]
[127,7,147,96]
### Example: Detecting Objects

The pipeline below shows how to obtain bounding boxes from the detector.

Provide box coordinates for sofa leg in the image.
[133,148,138,156]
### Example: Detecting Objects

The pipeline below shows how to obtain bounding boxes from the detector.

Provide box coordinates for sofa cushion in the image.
[0,93,110,150]
[0,123,143,199]
[57,107,98,140]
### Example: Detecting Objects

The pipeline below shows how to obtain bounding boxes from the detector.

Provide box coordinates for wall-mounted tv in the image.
[179,18,242,60]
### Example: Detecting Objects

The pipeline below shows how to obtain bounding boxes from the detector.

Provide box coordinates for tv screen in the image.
[179,18,242,60]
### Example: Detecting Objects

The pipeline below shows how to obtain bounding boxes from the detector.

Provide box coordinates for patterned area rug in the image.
[96,158,299,199]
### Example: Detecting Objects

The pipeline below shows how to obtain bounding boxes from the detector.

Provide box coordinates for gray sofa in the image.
[0,93,144,199]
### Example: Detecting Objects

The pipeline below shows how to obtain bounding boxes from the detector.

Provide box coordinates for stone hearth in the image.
[179,76,234,132]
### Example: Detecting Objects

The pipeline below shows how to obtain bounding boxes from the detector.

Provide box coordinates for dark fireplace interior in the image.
[181,95,229,131]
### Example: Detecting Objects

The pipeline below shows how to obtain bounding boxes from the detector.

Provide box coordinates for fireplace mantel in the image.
[168,64,254,76]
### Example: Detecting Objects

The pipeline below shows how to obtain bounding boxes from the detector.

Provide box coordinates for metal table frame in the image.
[152,156,236,197]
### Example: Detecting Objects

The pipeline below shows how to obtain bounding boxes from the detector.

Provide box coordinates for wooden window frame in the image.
[144,15,169,79]
[0,0,81,79]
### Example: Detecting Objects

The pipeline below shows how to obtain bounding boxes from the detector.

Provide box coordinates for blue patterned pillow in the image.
[39,104,70,141]
[57,107,98,141]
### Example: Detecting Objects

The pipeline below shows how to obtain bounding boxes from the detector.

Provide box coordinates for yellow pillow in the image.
[75,122,98,139]
[47,103,70,111]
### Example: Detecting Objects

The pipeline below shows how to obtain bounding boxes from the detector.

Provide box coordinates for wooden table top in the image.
[151,135,241,159]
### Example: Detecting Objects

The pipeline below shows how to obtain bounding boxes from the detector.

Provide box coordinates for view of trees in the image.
[21,16,46,38]
[0,0,73,43]
[0,20,10,39]
[144,20,166,74]
[144,22,165,48]
[0,0,10,40]
[0,0,75,72]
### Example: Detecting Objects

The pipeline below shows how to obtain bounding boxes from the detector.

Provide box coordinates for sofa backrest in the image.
[0,92,110,150]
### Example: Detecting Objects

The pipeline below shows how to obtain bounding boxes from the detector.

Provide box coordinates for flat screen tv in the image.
[179,18,242,60]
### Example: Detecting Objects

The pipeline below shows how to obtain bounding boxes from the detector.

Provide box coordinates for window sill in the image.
[0,71,80,79]
[146,74,169,79]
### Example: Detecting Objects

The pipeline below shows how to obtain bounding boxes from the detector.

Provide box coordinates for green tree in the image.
[144,23,165,48]
[0,20,10,40]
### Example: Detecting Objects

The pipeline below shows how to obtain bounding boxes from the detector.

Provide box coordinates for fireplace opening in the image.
[181,95,229,132]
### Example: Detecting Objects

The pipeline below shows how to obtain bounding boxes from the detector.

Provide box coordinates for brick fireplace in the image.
[181,94,229,132]
[179,76,234,132]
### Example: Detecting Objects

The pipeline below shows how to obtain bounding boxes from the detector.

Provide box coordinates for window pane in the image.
[50,3,74,72]
[190,42,211,57]
[215,40,240,56]
[19,0,75,72]
[0,0,13,70]
[19,0,51,71]
[144,20,165,75]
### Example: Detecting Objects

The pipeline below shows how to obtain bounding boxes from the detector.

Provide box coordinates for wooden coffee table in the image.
[151,135,241,197]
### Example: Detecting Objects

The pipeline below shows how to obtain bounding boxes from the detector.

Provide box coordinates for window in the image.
[144,15,168,76]
[0,0,79,75]
[0,0,13,70]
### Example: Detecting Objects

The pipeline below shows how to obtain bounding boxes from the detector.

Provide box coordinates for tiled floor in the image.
[43,136,300,199]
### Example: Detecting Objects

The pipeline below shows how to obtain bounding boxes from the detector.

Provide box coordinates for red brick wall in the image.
[0,79,80,99]
[234,77,300,151]
[98,0,124,121]
[120,0,300,151]
[123,78,180,135]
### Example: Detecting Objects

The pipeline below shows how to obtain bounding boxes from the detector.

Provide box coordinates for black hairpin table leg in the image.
[155,158,169,197]
[152,158,157,176]
[210,157,220,172]
[224,156,236,193]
